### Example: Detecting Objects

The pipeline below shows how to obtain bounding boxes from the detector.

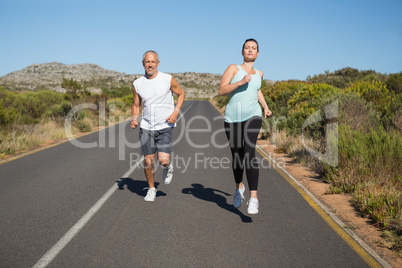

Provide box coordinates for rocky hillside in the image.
[0,62,274,98]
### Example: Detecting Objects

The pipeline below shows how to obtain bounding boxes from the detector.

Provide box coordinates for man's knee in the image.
[158,155,170,167]
[144,156,154,168]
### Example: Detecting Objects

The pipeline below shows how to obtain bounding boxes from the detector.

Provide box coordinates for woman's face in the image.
[242,41,259,61]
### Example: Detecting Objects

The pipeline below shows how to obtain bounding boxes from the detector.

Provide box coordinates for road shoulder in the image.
[209,98,401,268]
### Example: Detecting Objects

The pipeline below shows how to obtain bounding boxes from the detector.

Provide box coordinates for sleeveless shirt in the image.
[133,71,175,130]
[224,65,262,123]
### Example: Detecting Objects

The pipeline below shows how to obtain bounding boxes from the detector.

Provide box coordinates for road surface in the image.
[0,101,380,267]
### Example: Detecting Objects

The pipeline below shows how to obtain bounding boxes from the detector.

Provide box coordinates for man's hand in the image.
[130,119,138,129]
[165,111,178,124]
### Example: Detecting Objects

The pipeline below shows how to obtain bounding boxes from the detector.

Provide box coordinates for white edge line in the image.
[256,144,391,268]
[32,157,144,268]
[33,102,192,267]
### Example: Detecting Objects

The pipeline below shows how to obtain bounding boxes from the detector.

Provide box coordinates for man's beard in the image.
[146,68,157,76]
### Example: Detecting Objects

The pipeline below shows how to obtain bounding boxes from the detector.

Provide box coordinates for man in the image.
[130,50,185,202]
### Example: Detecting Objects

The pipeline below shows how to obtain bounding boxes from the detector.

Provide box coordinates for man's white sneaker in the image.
[162,164,174,184]
[247,198,259,214]
[144,187,157,202]
[233,185,245,208]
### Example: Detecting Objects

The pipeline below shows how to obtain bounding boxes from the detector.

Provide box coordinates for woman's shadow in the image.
[182,183,252,223]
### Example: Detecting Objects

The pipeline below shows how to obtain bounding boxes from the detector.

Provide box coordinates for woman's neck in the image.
[241,62,255,73]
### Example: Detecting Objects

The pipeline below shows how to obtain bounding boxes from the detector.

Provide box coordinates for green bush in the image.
[214,95,230,108]
[326,124,402,230]
[103,85,132,98]
[386,72,402,94]
[261,80,306,106]
[107,98,126,112]
[321,91,381,132]
[0,88,19,125]
[122,95,133,107]
[283,83,339,135]
[75,120,92,132]
[346,81,391,108]
[307,67,384,88]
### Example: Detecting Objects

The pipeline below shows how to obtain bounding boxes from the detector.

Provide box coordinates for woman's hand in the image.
[239,74,251,86]
[264,107,272,118]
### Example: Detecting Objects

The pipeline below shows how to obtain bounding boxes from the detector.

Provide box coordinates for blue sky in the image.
[0,0,401,81]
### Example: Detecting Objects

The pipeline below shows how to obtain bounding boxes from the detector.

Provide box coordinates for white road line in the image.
[33,158,143,268]
[33,102,193,268]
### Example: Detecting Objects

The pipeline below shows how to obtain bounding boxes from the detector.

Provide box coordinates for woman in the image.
[218,38,272,214]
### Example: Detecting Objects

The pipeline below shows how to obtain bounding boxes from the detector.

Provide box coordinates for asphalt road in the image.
[0,101,376,267]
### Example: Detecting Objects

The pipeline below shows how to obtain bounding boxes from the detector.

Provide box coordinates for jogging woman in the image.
[218,38,272,214]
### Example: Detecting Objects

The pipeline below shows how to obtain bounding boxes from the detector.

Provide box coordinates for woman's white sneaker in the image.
[144,187,157,202]
[247,198,259,214]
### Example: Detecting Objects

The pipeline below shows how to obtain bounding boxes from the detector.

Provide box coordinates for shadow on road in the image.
[116,178,166,198]
[182,183,252,223]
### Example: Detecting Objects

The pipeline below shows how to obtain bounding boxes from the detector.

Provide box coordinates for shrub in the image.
[325,124,402,229]
[320,91,381,132]
[386,72,402,94]
[261,80,306,106]
[107,98,126,112]
[345,81,391,108]
[122,95,133,107]
[389,93,402,130]
[75,119,92,132]
[307,67,383,88]
[214,95,230,108]
[283,83,339,135]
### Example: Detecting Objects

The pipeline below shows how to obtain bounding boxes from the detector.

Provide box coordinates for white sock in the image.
[238,184,245,194]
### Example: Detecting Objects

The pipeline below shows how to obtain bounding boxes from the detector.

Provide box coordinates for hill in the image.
[0,62,276,98]
[0,62,225,98]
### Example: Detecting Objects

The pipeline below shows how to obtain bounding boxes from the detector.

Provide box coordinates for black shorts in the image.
[139,127,174,156]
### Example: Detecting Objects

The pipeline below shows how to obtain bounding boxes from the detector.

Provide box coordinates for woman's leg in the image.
[242,117,262,198]
[224,121,244,186]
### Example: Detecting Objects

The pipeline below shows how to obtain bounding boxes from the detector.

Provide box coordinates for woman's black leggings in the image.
[224,116,262,191]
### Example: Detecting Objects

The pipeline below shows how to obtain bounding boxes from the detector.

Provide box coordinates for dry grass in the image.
[269,127,402,255]
[0,106,131,160]
[0,121,75,159]
[272,129,324,175]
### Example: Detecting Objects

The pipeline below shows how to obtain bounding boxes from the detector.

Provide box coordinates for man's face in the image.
[142,53,160,77]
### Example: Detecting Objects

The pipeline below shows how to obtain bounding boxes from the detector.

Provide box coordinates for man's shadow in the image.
[117,178,166,198]
[182,183,252,223]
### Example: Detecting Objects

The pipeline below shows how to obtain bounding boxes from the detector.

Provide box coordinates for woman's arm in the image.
[218,64,250,96]
[257,70,272,118]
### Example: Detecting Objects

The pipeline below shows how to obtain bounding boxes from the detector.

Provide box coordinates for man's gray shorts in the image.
[139,127,174,156]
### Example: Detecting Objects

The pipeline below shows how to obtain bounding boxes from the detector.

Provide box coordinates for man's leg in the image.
[156,127,174,184]
[144,154,156,188]
[139,128,158,201]
[158,152,170,168]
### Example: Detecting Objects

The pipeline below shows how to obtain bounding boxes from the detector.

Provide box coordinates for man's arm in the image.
[165,77,185,124]
[130,85,142,129]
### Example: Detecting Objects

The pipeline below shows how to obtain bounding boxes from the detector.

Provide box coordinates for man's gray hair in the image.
[142,50,159,62]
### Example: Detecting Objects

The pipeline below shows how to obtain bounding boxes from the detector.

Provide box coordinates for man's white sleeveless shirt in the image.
[133,72,175,130]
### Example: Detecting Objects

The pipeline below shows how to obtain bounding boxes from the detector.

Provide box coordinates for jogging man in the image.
[131,50,185,201]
